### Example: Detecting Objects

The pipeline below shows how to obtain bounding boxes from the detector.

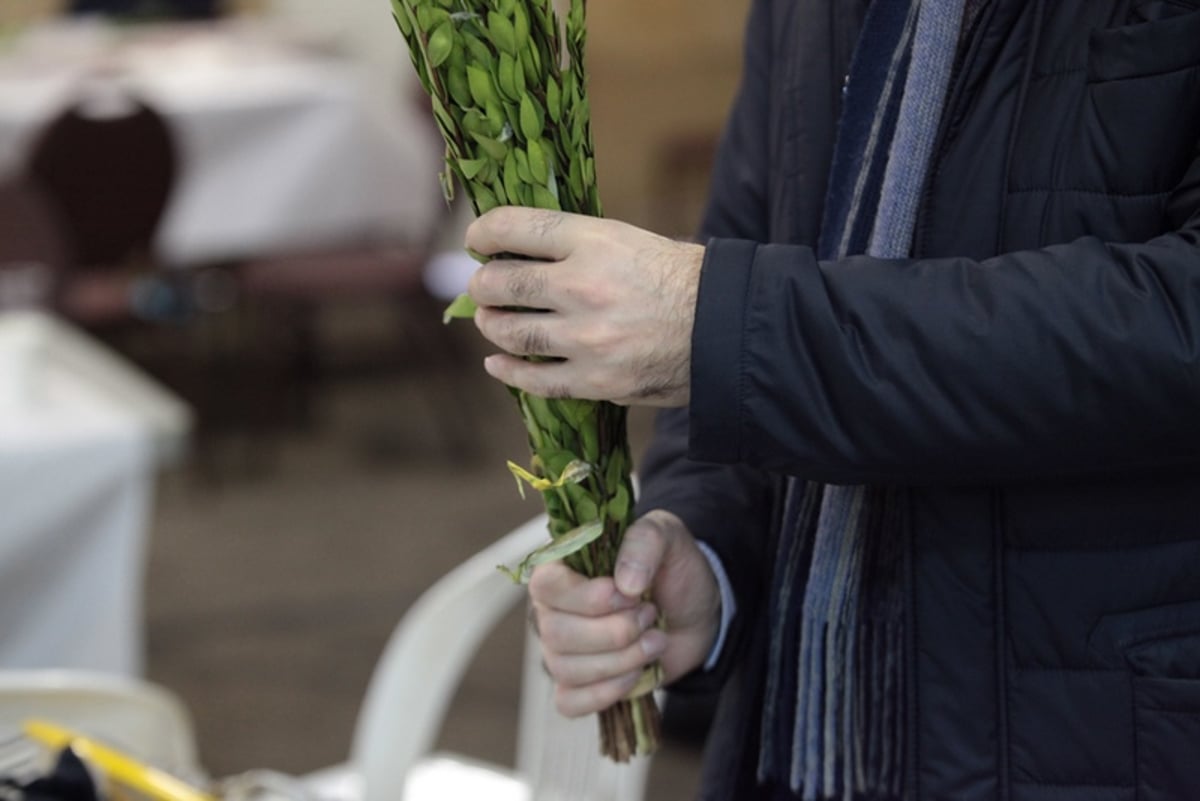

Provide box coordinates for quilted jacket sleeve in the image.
[689,150,1200,486]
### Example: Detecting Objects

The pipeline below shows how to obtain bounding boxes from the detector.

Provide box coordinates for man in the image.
[465,0,1200,798]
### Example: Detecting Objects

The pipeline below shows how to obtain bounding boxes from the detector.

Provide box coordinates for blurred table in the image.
[0,19,442,267]
[0,312,190,675]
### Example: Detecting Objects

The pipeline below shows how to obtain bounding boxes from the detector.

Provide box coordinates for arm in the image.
[691,179,1200,485]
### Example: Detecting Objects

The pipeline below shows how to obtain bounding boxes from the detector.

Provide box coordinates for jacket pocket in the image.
[1089,602,1200,801]
[1086,6,1200,83]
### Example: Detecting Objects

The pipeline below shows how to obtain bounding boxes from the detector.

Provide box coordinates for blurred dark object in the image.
[0,177,68,312]
[1,747,99,801]
[67,0,222,21]
[240,241,485,462]
[25,93,179,327]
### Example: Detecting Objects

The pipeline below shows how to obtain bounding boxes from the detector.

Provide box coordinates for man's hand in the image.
[465,207,703,407]
[528,510,721,718]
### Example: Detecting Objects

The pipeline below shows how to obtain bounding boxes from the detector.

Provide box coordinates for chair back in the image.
[26,94,176,269]
[0,670,203,780]
[349,515,650,801]
[0,178,68,311]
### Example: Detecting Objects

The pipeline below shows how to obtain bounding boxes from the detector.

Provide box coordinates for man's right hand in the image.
[528,509,721,718]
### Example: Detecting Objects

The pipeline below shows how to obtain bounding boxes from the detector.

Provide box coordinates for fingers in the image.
[473,306,563,358]
[528,562,637,616]
[465,207,587,262]
[536,601,657,655]
[613,513,673,597]
[554,669,647,718]
[536,601,666,718]
[527,562,662,718]
[468,257,555,309]
[481,353,581,399]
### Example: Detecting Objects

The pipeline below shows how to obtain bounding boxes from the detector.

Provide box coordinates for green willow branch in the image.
[388,0,661,762]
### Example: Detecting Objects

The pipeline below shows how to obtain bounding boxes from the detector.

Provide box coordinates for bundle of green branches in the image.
[388,0,661,763]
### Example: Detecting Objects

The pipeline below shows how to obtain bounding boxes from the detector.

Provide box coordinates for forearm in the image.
[690,227,1200,486]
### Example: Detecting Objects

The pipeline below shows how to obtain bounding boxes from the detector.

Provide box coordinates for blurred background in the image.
[0,0,750,797]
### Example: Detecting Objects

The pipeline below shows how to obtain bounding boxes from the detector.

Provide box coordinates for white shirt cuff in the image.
[696,540,736,671]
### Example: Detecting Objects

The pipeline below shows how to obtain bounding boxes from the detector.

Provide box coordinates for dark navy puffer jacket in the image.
[636,0,1200,799]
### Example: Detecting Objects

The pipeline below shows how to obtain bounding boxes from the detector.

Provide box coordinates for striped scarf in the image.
[758,0,967,798]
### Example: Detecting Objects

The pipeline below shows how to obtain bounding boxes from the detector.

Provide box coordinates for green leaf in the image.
[525,395,563,438]
[467,64,496,107]
[462,30,495,69]
[470,132,509,162]
[519,94,545,143]
[608,484,631,524]
[514,148,533,183]
[546,79,562,123]
[416,5,450,31]
[520,43,540,86]
[485,100,507,137]
[605,450,624,489]
[580,423,599,463]
[512,3,531,51]
[461,109,490,136]
[497,52,520,101]
[568,156,584,201]
[497,521,604,584]
[487,10,518,55]
[527,138,549,184]
[557,398,594,429]
[427,22,454,67]
[475,184,500,213]
[446,69,473,109]
[442,292,477,324]
[532,184,561,210]
[512,52,527,101]
[490,178,508,206]
[503,151,522,206]
[574,496,599,524]
[456,158,486,180]
[392,9,411,37]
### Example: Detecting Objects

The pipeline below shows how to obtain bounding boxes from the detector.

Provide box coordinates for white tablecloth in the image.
[0,312,190,675]
[0,410,153,675]
[0,20,443,267]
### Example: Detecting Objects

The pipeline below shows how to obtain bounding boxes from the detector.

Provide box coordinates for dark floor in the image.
[140,300,706,798]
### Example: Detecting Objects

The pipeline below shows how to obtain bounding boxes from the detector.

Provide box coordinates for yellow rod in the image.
[23,719,216,801]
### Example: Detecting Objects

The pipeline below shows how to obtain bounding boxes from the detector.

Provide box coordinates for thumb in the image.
[613,511,675,598]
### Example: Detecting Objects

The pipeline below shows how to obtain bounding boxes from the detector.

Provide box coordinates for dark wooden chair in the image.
[0,177,69,312]
[25,94,180,327]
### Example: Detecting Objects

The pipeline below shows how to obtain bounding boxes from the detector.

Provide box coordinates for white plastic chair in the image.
[0,669,204,781]
[307,514,652,801]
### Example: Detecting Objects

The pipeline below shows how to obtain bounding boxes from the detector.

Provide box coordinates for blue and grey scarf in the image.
[758,0,967,798]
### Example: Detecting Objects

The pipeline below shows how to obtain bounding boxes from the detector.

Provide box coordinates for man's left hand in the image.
[465,207,703,407]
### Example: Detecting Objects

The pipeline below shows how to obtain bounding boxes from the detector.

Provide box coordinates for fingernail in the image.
[615,559,650,596]
[636,604,656,631]
[640,629,667,659]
